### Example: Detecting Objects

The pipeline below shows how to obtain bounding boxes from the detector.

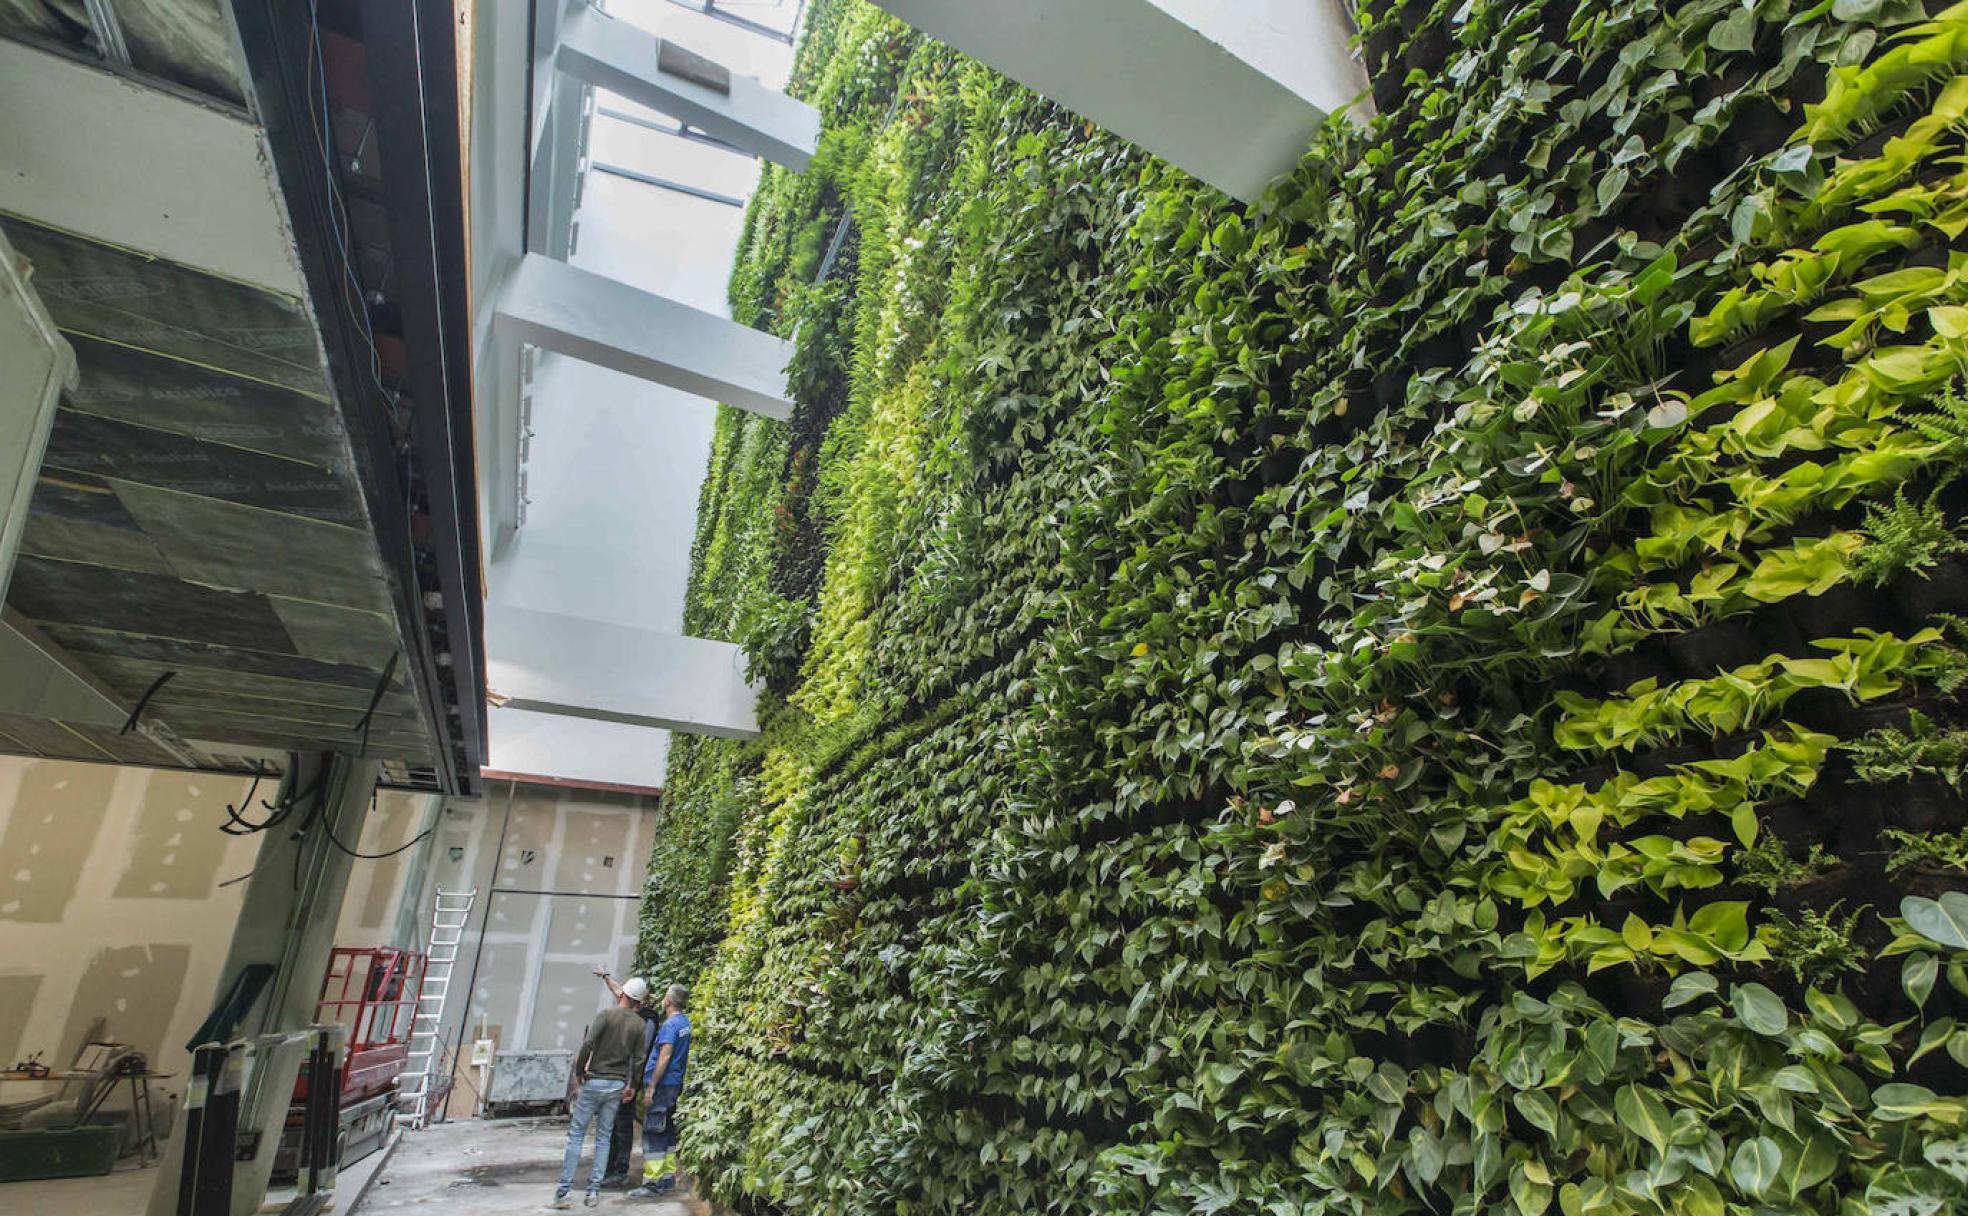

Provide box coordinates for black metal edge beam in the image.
[226,0,463,794]
[660,0,796,45]
[360,0,490,795]
[590,160,746,208]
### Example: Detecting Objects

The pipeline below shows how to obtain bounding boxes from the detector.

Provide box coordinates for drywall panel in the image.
[0,759,117,922]
[0,757,260,1106]
[468,937,533,1049]
[0,40,299,295]
[0,972,41,1065]
[528,957,603,1053]
[110,768,239,899]
[57,942,190,1066]
[551,808,633,892]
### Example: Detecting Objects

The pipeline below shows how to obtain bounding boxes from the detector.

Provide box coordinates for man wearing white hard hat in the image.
[550,971,649,1208]
[593,968,664,1190]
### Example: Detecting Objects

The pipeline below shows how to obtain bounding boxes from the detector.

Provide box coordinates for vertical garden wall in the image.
[638,0,1968,1210]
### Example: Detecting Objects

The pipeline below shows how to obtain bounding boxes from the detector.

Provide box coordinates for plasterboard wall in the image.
[389,778,658,1117]
[0,755,431,1115]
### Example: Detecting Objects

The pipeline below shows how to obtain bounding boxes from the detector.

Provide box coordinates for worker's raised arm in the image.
[592,965,623,999]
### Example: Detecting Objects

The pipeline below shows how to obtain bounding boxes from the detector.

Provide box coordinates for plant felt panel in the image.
[641,1,1968,1213]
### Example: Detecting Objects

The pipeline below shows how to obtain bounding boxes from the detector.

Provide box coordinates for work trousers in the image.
[642,1083,683,1185]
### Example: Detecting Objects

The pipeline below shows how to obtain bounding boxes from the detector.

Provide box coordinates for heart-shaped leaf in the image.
[1903,894,1968,949]
[1730,1135,1781,1199]
[1731,983,1788,1037]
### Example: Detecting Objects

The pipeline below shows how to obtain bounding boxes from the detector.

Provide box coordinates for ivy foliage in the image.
[639,0,1968,1212]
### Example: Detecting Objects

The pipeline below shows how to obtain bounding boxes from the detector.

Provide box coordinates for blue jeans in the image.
[557,1077,627,1196]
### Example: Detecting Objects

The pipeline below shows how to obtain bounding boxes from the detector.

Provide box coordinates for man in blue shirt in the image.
[631,984,691,1198]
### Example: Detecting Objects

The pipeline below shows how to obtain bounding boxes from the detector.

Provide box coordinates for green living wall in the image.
[637,0,1968,1211]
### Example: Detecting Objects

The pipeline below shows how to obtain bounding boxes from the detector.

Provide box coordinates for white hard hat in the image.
[621,977,650,1004]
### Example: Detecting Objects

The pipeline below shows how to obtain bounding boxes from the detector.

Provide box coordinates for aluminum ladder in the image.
[399,887,476,1129]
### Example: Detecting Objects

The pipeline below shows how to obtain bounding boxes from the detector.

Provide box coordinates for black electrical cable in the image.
[324,820,435,861]
[120,671,176,735]
[352,653,401,759]
[219,766,274,836]
[219,768,324,837]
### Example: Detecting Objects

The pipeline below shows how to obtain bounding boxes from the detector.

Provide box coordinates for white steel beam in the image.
[492,253,794,421]
[556,4,819,171]
[469,0,534,556]
[486,604,760,740]
[865,0,1369,202]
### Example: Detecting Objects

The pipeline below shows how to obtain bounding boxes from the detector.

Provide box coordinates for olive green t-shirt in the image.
[577,1005,646,1082]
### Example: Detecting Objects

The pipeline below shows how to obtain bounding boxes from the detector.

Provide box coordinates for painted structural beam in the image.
[492,252,795,420]
[865,0,1369,202]
[485,604,760,740]
[556,4,819,171]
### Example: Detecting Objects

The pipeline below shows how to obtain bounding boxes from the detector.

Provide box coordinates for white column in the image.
[866,0,1369,202]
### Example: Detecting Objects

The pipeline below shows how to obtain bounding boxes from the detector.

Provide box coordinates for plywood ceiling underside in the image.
[0,215,436,778]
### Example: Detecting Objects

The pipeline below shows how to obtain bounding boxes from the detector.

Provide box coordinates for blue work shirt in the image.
[645,1011,691,1088]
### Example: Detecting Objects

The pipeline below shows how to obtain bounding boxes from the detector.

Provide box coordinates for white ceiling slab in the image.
[0,38,304,297]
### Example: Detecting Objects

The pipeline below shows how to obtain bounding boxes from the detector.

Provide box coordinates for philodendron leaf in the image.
[1867,1167,1950,1216]
[1902,893,1968,949]
[1615,1084,1672,1155]
[1514,1090,1559,1137]
[1782,1133,1840,1200]
[1707,6,1756,51]
[1663,970,1718,1009]
[1730,1135,1781,1199]
[1684,1174,1725,1216]
[1510,1162,1552,1216]
[1873,1082,1957,1123]
[1906,953,1940,1008]
[1731,982,1788,1036]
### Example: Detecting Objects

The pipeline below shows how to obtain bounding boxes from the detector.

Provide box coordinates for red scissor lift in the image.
[274,947,427,1180]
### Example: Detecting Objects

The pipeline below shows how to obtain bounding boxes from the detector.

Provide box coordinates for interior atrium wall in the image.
[0,756,429,1108]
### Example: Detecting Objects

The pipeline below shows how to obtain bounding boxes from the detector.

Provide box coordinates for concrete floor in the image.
[0,1157,158,1216]
[354,1117,700,1215]
[0,1129,399,1215]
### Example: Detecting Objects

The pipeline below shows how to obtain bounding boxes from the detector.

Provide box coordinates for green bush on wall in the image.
[637,0,1968,1211]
